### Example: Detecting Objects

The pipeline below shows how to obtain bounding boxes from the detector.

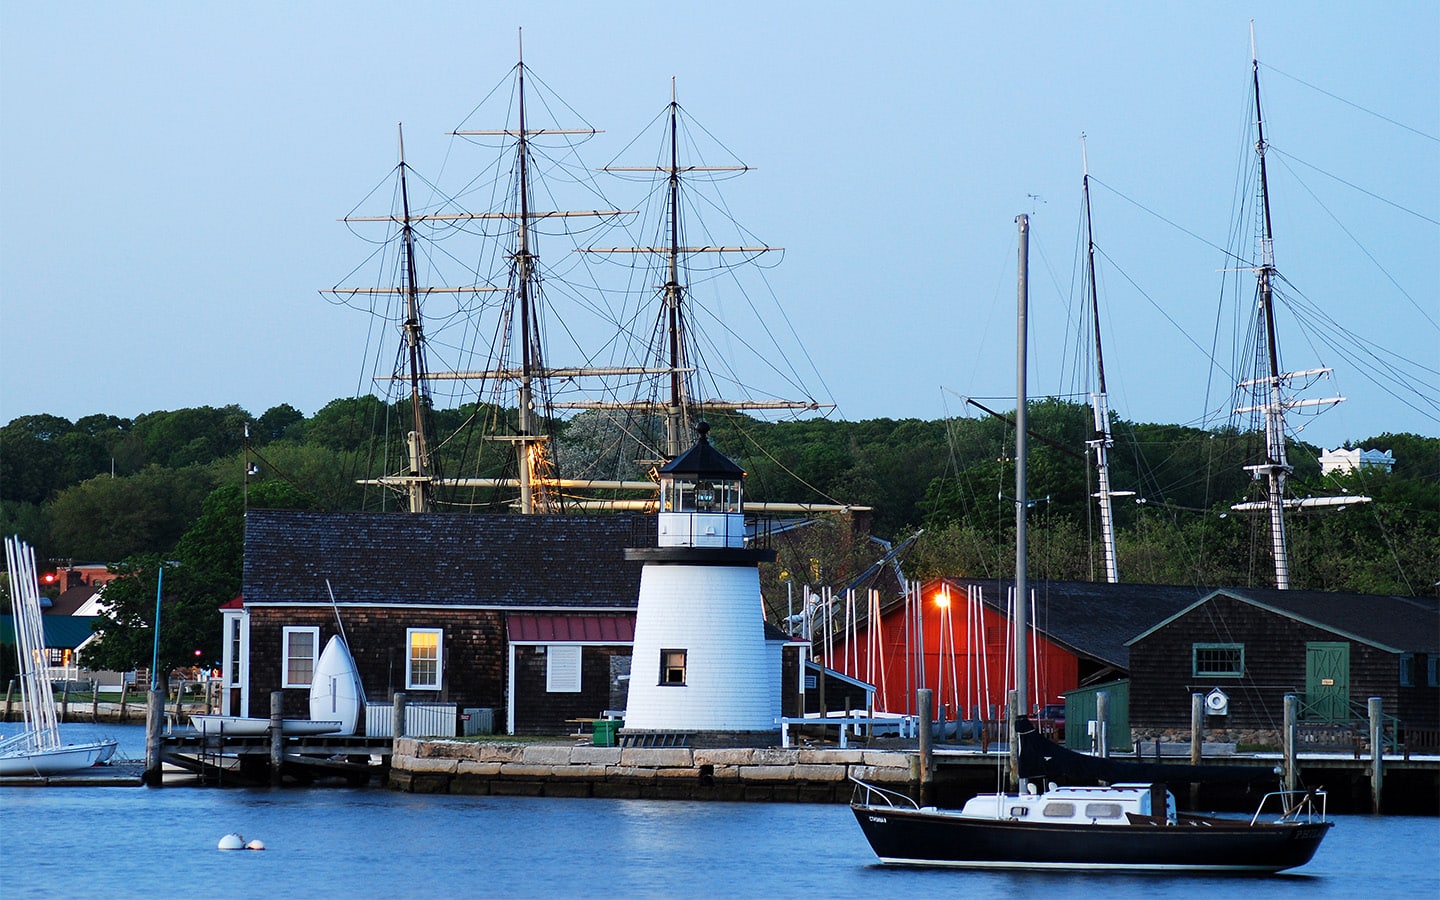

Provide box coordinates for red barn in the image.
[820,578,1205,722]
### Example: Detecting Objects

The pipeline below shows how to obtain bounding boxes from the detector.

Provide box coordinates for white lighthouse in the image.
[623,422,779,734]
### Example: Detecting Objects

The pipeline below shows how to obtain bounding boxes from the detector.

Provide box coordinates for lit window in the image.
[406,628,443,690]
[1193,643,1244,678]
[660,649,687,686]
[281,626,320,688]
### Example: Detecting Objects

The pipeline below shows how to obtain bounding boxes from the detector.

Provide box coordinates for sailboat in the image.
[1225,28,1369,589]
[0,536,117,776]
[848,214,1332,873]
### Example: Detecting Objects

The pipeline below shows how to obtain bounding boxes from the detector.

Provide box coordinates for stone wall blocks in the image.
[619,747,694,767]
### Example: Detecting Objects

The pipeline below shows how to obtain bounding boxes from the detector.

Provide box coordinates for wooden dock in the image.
[158,732,394,786]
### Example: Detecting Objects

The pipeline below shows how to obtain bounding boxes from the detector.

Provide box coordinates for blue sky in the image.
[3,2,1436,451]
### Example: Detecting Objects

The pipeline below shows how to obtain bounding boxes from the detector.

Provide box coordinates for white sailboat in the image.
[0,536,117,776]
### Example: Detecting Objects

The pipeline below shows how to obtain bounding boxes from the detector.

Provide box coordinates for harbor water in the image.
[2,726,1436,899]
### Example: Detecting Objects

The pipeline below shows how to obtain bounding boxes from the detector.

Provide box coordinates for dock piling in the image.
[1369,696,1384,813]
[144,688,164,786]
[917,689,934,804]
[269,691,285,786]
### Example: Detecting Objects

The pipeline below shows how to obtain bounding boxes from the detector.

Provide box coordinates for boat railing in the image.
[1249,788,1328,826]
[848,774,920,811]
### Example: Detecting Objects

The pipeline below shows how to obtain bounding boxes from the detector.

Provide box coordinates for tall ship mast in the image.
[1079,138,1127,583]
[1228,30,1368,588]
[331,45,650,515]
[329,58,837,516]
[576,82,832,461]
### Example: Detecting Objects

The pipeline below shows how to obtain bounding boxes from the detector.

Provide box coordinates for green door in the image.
[1305,642,1350,721]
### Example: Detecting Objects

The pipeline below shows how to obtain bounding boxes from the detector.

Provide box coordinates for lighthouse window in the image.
[406,628,444,690]
[281,626,319,688]
[661,649,687,686]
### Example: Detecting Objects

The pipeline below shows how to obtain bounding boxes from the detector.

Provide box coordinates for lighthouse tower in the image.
[623,422,779,733]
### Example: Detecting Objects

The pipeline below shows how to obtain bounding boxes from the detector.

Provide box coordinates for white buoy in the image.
[217,833,245,851]
[246,839,266,851]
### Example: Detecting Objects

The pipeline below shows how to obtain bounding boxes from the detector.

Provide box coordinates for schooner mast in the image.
[1079,138,1130,583]
[1228,30,1367,588]
[577,82,830,460]
[330,124,502,514]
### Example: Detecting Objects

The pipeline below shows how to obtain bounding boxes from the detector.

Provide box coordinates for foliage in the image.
[3,401,1435,603]
[48,466,216,561]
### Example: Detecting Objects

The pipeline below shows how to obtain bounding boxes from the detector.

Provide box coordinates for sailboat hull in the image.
[0,739,119,776]
[850,803,1331,873]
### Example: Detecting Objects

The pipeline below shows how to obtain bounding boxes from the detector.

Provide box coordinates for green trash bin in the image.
[592,719,622,747]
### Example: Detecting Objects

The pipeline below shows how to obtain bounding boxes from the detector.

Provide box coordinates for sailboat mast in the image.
[397,124,433,513]
[1014,212,1030,723]
[664,84,688,458]
[1081,140,1119,583]
[1251,37,1292,589]
[513,52,540,515]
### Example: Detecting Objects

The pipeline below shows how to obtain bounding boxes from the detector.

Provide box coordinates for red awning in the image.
[506,613,635,644]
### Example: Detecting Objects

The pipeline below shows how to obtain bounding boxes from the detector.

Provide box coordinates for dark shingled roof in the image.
[935,578,1211,669]
[243,510,654,609]
[1130,587,1440,655]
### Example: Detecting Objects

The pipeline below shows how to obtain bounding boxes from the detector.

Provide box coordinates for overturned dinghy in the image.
[308,635,364,735]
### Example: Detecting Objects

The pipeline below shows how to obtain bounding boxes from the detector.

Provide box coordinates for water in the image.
[3,725,1436,899]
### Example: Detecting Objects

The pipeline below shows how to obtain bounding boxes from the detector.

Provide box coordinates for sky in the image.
[3,2,1436,452]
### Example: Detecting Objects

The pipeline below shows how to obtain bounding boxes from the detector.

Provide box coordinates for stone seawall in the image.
[389,739,914,802]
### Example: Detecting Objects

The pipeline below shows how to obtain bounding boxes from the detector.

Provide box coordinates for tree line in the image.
[1,399,1435,673]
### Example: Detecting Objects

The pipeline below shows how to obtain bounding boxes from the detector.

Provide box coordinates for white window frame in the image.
[546,645,583,693]
[406,628,444,690]
[281,626,320,688]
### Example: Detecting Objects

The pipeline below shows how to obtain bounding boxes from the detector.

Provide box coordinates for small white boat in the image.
[189,715,342,736]
[1,536,119,776]
[308,635,364,735]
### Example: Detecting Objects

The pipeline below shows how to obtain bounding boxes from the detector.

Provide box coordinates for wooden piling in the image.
[917,689,934,804]
[1282,694,1298,792]
[1369,696,1384,814]
[269,691,285,786]
[392,692,407,740]
[1190,692,1204,808]
[144,688,164,786]
[60,679,70,722]
[1095,690,1110,759]
[118,684,129,724]
[91,679,100,722]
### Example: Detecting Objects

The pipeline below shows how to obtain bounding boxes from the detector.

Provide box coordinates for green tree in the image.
[49,466,215,561]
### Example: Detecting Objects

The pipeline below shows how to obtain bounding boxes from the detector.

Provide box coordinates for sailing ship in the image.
[0,536,118,776]
[1225,29,1369,589]
[849,211,1332,873]
[328,48,834,517]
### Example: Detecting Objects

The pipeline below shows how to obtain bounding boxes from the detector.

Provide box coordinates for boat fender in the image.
[217,833,245,851]
[246,839,266,851]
